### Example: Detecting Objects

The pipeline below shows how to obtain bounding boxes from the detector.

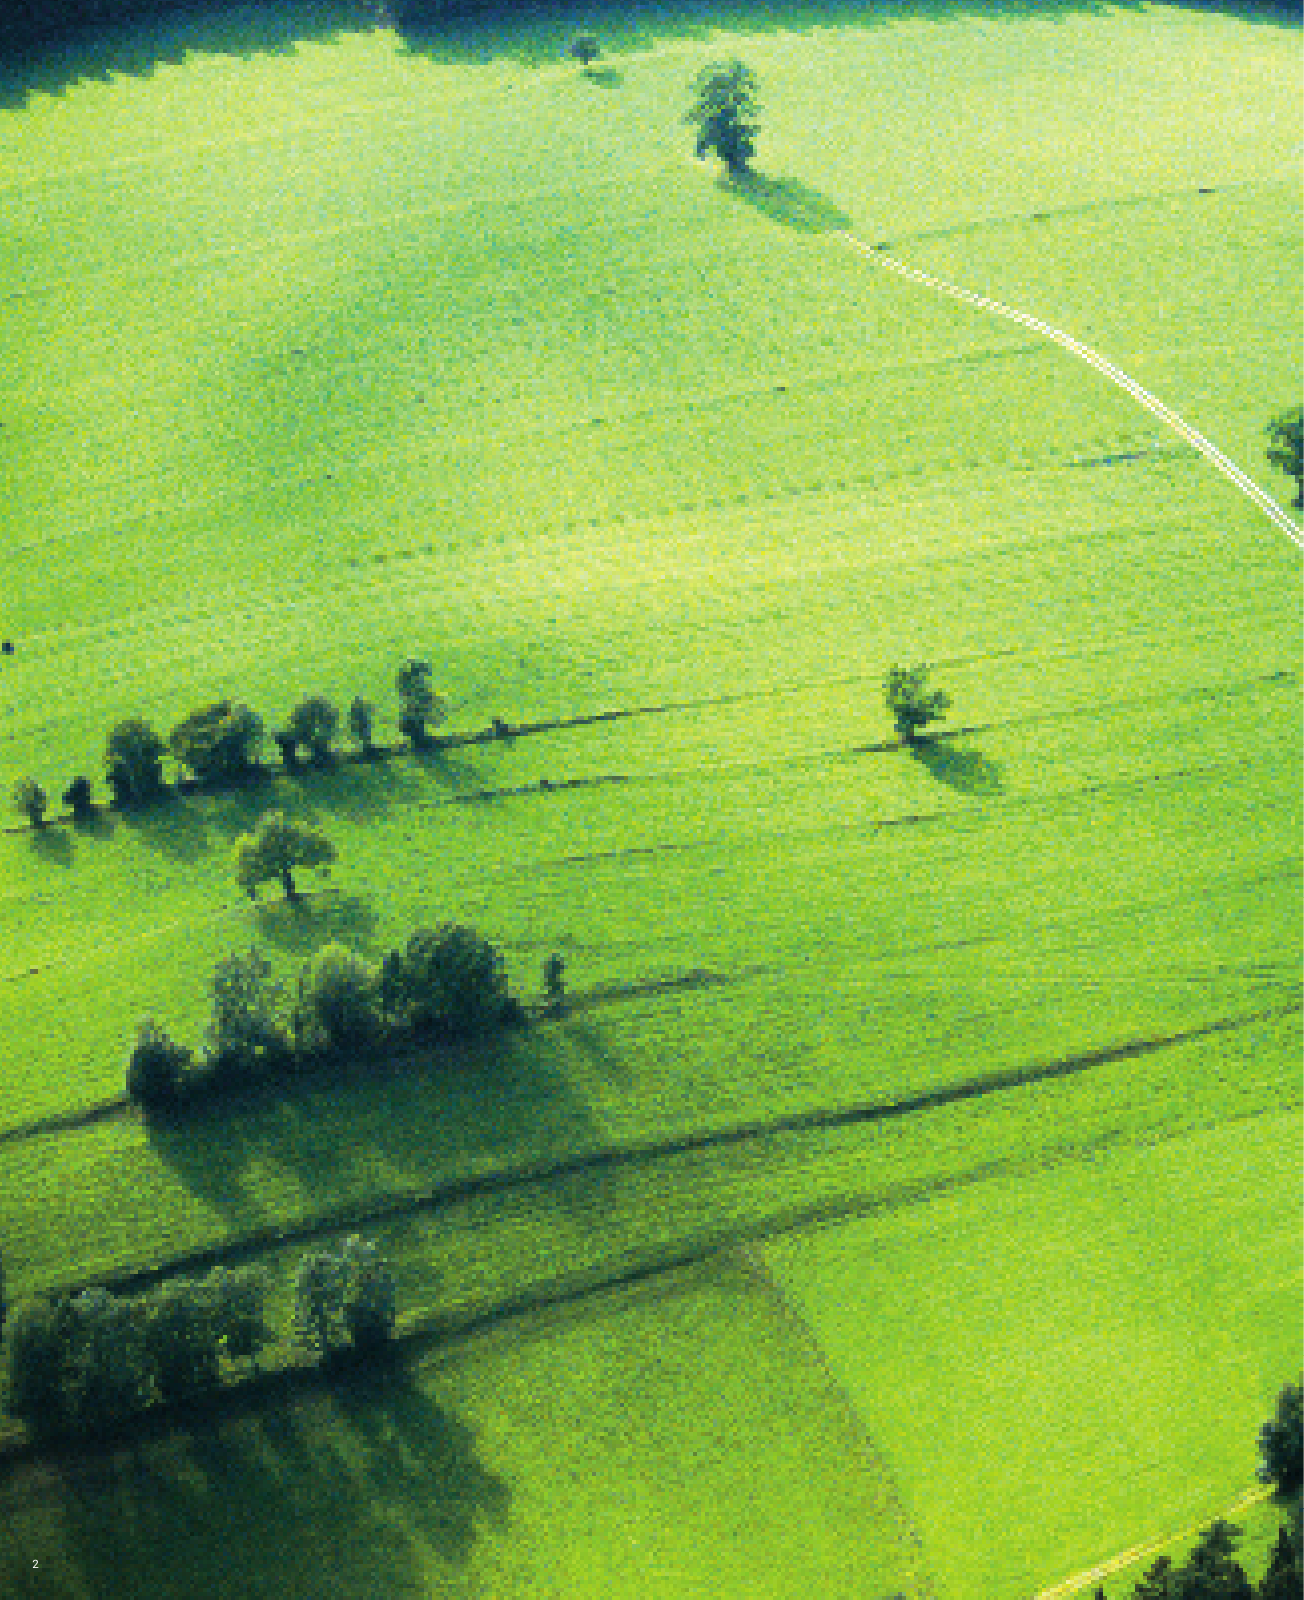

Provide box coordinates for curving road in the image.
[834,232,1304,552]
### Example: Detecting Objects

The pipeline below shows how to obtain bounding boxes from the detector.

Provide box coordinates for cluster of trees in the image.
[4,1265,272,1438]
[9,659,444,828]
[127,924,524,1109]
[1096,1381,1302,1599]
[4,1237,397,1440]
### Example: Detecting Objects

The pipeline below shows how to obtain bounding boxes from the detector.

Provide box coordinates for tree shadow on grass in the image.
[115,793,213,865]
[28,825,74,867]
[910,736,1003,796]
[254,891,381,956]
[147,1021,605,1225]
[720,169,852,234]
[41,1370,507,1600]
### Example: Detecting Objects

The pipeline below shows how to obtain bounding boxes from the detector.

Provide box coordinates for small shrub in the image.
[62,775,95,821]
[340,1235,397,1352]
[125,1018,192,1107]
[10,776,47,826]
[348,697,376,753]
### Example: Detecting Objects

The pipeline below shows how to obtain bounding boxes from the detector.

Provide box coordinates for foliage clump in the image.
[1266,405,1303,509]
[125,1018,193,1108]
[104,717,167,806]
[293,1236,396,1362]
[294,943,383,1056]
[169,700,263,782]
[395,659,445,747]
[380,924,519,1041]
[10,776,47,826]
[283,696,340,766]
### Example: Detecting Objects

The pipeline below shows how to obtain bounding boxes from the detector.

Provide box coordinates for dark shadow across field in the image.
[2,0,1295,107]
[146,1023,603,1233]
[2,1368,507,1599]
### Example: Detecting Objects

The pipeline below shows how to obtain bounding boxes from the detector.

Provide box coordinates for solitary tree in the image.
[284,696,340,766]
[1258,1380,1303,1497]
[104,717,167,805]
[169,701,264,783]
[380,924,517,1040]
[234,810,335,902]
[10,777,47,826]
[687,60,760,177]
[1266,405,1303,509]
[395,659,445,746]
[348,697,377,755]
[569,34,599,71]
[294,943,382,1055]
[884,664,952,744]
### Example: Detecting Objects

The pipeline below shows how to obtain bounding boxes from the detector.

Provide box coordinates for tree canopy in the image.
[234,810,335,901]
[687,60,760,176]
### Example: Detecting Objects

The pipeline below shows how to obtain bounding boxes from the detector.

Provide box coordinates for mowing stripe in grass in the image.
[835,233,1304,546]
[26,998,1297,1304]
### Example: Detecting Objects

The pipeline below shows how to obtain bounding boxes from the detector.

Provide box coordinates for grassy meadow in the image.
[0,1,1299,1595]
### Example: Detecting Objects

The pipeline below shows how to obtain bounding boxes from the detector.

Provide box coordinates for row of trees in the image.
[127,924,525,1108]
[4,1237,397,1440]
[9,659,444,826]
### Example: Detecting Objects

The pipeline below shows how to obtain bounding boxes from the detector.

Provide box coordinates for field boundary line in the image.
[833,232,1304,550]
[737,1243,939,1599]
[1032,1483,1273,1599]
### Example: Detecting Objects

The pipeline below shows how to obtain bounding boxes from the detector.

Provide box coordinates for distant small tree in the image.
[62,776,95,822]
[348,697,376,755]
[206,1265,273,1370]
[543,952,566,1013]
[380,924,517,1040]
[205,948,289,1076]
[10,777,47,826]
[687,60,760,177]
[125,1017,193,1107]
[884,664,952,744]
[340,1235,397,1352]
[4,1295,71,1435]
[1259,1380,1303,1497]
[294,943,382,1056]
[140,1280,220,1403]
[168,700,264,782]
[1266,405,1303,509]
[104,717,167,805]
[285,696,340,766]
[395,659,445,747]
[569,33,599,71]
[234,810,335,902]
[293,1248,348,1361]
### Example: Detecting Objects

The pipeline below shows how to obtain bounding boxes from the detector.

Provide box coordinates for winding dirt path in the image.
[834,232,1304,551]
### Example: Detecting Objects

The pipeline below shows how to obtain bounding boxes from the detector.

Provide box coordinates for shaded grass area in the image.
[763,1112,1304,1600]
[0,1259,925,1599]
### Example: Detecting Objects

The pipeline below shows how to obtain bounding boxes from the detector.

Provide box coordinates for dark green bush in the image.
[380,924,518,1040]
[126,1018,193,1107]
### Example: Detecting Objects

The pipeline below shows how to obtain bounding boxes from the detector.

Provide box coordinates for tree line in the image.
[127,922,530,1109]
[9,658,445,829]
[3,1235,397,1441]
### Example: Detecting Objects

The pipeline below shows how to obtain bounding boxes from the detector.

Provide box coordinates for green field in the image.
[0,1,1299,1595]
